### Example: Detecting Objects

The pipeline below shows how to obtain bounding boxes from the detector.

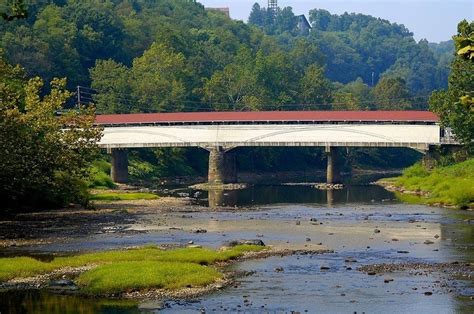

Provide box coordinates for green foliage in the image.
[0,54,101,208]
[89,192,158,201]
[131,43,187,112]
[394,159,474,208]
[336,78,373,110]
[430,20,474,151]
[88,160,115,189]
[306,9,449,98]
[203,45,265,110]
[454,20,474,60]
[0,245,266,294]
[129,159,155,181]
[299,64,333,107]
[91,43,187,113]
[1,1,451,109]
[89,60,130,113]
[372,76,412,110]
[348,148,421,169]
[248,4,298,35]
[0,0,27,21]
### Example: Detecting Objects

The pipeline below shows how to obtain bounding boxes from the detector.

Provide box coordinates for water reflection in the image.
[326,189,334,207]
[440,213,474,262]
[202,185,396,208]
[0,290,139,314]
[208,189,237,208]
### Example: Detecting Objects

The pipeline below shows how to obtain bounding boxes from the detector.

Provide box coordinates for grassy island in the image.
[379,159,474,209]
[0,245,265,295]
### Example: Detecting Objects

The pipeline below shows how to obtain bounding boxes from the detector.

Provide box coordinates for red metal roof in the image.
[95,111,439,125]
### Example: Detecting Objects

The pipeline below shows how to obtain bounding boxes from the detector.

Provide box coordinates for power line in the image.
[76,85,431,113]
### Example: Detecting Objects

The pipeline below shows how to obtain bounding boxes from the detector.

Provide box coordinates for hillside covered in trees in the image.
[0,0,460,187]
[1,0,453,112]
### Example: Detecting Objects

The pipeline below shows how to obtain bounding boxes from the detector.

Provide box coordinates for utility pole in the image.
[76,86,81,107]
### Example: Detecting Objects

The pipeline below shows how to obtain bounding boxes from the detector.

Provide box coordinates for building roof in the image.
[297,15,312,29]
[95,111,439,125]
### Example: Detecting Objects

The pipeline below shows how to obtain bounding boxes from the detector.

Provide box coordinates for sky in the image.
[199,0,474,43]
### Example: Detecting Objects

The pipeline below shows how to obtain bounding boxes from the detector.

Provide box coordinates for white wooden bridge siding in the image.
[98,124,440,150]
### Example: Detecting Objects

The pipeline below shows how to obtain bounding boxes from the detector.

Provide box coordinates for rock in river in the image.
[224,239,265,247]
[48,280,79,292]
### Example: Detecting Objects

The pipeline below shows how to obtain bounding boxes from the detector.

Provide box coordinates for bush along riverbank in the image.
[0,245,267,298]
[377,159,474,209]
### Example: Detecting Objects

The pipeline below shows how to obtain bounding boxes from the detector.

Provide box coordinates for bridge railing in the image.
[440,128,459,145]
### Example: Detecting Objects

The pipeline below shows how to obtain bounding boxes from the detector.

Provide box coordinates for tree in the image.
[454,20,474,60]
[274,7,297,34]
[339,78,373,109]
[131,43,187,112]
[372,76,412,110]
[0,53,101,208]
[332,92,359,110]
[0,0,27,21]
[430,20,473,151]
[90,59,131,114]
[289,39,324,75]
[248,3,264,27]
[298,64,333,108]
[308,9,332,31]
[203,46,264,111]
[254,48,298,107]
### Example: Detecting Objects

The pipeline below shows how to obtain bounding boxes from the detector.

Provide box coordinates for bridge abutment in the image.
[111,149,129,184]
[326,146,341,184]
[208,147,237,185]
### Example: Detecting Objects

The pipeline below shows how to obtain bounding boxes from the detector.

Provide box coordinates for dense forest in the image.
[0,0,466,201]
[1,0,453,112]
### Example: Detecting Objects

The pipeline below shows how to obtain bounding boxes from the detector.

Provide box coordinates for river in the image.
[0,184,473,313]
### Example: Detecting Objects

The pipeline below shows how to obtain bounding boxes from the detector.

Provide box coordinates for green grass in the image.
[0,257,56,281]
[0,245,265,294]
[76,261,221,294]
[89,192,159,201]
[392,159,474,208]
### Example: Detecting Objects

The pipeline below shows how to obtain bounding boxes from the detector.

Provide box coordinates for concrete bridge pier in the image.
[326,146,341,184]
[110,149,129,184]
[208,147,237,185]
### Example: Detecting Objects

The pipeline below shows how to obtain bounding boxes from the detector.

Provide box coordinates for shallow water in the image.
[0,184,473,313]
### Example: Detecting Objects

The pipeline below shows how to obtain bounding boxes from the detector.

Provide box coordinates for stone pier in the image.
[208,147,237,185]
[326,146,341,184]
[111,149,129,183]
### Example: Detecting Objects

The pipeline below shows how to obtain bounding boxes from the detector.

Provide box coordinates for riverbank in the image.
[376,159,474,210]
[0,197,191,248]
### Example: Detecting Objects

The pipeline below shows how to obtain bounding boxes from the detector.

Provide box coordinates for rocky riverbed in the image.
[0,184,473,313]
